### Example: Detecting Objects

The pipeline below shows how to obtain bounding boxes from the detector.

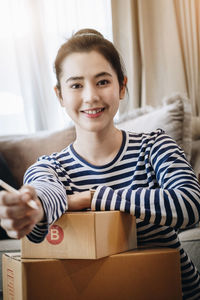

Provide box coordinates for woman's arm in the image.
[23,158,68,242]
[90,134,200,230]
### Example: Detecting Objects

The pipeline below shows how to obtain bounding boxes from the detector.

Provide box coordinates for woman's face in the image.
[55,50,126,134]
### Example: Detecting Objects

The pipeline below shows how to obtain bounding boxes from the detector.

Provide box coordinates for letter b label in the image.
[51,229,59,240]
[46,225,64,245]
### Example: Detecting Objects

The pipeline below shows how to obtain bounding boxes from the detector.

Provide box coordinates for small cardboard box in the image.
[21,211,137,259]
[2,248,182,300]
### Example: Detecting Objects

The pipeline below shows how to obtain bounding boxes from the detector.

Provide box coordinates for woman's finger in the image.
[1,215,34,232]
[4,222,35,240]
[20,185,38,200]
[0,190,21,206]
[5,230,18,239]
[0,204,29,219]
[19,186,39,210]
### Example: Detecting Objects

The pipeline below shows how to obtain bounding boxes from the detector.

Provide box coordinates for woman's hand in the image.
[67,191,91,211]
[0,185,44,239]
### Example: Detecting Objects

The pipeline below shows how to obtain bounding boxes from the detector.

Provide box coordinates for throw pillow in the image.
[116,93,192,161]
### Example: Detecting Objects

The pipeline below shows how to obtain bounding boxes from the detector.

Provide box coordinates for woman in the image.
[0,29,200,299]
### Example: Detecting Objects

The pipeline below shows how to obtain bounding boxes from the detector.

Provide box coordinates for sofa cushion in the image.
[178,227,200,272]
[0,126,76,186]
[116,93,192,161]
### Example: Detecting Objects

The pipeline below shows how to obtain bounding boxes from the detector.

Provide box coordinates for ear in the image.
[54,86,64,107]
[119,76,127,99]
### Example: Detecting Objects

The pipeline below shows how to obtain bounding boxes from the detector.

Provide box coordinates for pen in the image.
[0,179,38,210]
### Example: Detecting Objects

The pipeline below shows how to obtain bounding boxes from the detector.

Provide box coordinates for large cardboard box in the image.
[3,248,182,300]
[21,211,137,259]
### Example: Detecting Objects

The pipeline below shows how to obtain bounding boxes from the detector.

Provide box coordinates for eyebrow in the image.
[65,72,112,83]
[95,72,112,78]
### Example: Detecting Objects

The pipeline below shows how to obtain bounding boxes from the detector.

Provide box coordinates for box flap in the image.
[4,252,21,261]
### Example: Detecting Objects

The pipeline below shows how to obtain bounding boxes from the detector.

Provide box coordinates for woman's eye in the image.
[71,83,82,89]
[97,79,109,86]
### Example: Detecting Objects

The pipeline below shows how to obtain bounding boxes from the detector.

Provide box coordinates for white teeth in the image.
[85,108,103,114]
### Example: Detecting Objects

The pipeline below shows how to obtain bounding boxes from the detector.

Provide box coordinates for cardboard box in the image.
[21,211,137,259]
[3,248,182,300]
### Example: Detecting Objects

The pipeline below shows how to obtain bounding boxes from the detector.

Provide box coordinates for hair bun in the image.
[74,28,104,38]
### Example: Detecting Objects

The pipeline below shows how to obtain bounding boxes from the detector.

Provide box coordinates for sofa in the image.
[0,93,200,297]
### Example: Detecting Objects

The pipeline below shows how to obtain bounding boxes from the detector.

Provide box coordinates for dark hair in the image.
[54,28,126,93]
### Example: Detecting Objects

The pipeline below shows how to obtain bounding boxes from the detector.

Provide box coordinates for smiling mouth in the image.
[81,108,105,115]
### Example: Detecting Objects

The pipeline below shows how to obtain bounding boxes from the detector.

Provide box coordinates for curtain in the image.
[0,0,112,134]
[174,0,200,116]
[111,0,200,116]
[111,0,141,115]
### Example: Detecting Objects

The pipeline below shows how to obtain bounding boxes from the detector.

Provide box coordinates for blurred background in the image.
[0,0,112,134]
[0,0,199,135]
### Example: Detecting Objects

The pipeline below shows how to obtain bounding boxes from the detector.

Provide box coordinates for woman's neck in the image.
[73,126,123,166]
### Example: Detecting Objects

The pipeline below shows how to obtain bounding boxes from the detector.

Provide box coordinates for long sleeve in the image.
[91,133,200,230]
[24,155,68,242]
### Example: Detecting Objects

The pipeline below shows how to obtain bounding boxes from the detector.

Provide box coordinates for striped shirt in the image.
[24,129,200,299]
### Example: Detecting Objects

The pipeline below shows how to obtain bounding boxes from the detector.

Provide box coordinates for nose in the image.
[82,83,99,103]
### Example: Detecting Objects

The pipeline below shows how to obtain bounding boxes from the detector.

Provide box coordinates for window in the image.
[0,0,112,135]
